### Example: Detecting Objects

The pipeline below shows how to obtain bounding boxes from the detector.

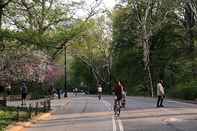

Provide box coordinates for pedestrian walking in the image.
[6,82,11,96]
[156,80,165,107]
[74,88,78,96]
[48,85,53,98]
[21,81,28,105]
[97,82,102,100]
[57,88,61,99]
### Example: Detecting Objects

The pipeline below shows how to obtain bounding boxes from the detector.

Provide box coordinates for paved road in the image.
[25,96,197,131]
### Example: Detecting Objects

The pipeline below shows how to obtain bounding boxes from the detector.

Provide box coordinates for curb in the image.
[6,113,51,131]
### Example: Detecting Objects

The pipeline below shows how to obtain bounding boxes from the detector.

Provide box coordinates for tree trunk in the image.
[147,65,154,97]
[185,1,195,52]
[184,1,195,77]
[143,34,154,97]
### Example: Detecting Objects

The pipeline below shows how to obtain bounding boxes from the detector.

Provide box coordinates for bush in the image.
[174,81,197,100]
[0,108,17,131]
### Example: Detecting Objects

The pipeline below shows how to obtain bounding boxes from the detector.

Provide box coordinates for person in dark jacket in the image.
[21,81,28,105]
[57,88,61,99]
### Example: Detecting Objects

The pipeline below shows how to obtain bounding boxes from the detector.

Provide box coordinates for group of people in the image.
[97,79,165,113]
[48,86,65,99]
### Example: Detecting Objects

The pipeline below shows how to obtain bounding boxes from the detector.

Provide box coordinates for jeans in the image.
[157,96,164,107]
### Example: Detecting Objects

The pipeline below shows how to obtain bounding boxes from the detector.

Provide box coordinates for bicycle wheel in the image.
[114,101,120,116]
[117,102,121,116]
[114,102,118,116]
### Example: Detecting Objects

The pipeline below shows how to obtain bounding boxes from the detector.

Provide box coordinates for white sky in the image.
[69,0,116,18]
[103,0,116,9]
[71,0,116,9]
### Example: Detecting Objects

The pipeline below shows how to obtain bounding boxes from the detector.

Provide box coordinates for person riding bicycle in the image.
[97,83,102,100]
[113,80,123,116]
[113,80,126,108]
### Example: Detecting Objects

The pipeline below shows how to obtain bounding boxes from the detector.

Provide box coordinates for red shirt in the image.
[114,84,122,97]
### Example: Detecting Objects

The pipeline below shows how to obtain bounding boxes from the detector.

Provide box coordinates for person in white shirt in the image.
[156,80,165,107]
[97,83,102,100]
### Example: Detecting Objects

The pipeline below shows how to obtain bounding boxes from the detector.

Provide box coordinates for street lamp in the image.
[108,54,112,93]
[64,46,68,97]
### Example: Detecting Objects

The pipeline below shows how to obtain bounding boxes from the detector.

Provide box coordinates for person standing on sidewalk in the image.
[57,88,61,99]
[6,82,11,96]
[156,80,165,107]
[21,81,28,105]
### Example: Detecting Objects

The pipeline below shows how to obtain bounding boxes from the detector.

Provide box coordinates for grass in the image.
[0,107,29,131]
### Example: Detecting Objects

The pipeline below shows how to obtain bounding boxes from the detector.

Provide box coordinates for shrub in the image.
[174,81,197,100]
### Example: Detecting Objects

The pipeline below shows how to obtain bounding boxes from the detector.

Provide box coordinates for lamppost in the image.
[109,54,112,94]
[64,46,68,97]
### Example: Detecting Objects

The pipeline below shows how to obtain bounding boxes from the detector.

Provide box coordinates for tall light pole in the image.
[64,46,68,97]
[109,53,112,94]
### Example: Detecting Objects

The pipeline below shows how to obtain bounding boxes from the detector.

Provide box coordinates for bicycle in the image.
[113,96,121,117]
[121,92,126,108]
[98,92,102,100]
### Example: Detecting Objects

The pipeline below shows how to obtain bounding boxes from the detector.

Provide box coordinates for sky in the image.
[69,0,116,18]
[102,0,116,9]
[71,0,116,9]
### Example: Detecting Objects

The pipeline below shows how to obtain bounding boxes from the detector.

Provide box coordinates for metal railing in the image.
[0,96,51,121]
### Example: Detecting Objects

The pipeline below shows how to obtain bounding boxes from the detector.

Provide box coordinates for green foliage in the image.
[0,110,16,131]
[112,1,197,99]
[112,48,145,95]
[112,6,145,95]
[172,80,197,100]
[0,107,29,131]
[54,77,65,90]
[70,58,96,93]
[1,0,197,100]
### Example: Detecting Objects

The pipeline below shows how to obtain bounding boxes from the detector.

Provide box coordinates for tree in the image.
[0,0,12,28]
[183,0,196,77]
[127,0,177,96]
[0,0,12,51]
[68,18,112,91]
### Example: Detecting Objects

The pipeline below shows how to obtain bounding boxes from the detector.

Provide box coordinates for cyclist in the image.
[97,83,102,100]
[113,80,127,115]
[113,80,122,115]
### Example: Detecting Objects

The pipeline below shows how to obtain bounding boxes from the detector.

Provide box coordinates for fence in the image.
[0,96,51,121]
[14,99,51,121]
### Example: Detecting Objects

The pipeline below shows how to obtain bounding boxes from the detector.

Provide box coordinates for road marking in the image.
[112,116,117,131]
[102,99,124,131]
[102,100,112,111]
[118,119,124,131]
[167,100,197,107]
